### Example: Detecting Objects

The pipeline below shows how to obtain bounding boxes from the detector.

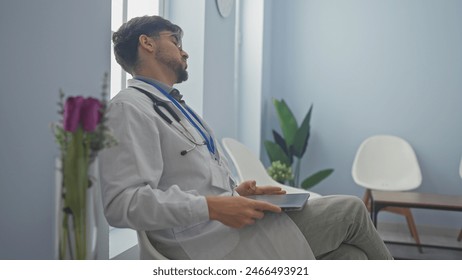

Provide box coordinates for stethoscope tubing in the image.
[131,79,216,155]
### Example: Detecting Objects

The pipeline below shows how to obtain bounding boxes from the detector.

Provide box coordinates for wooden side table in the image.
[370,190,462,252]
[370,191,462,227]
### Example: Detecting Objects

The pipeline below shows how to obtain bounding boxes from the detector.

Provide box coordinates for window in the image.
[109,0,162,259]
[111,0,162,98]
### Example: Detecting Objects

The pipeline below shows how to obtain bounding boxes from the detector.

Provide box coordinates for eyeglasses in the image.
[157,31,183,50]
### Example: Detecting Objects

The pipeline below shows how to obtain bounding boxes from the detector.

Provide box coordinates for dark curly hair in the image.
[112,15,183,74]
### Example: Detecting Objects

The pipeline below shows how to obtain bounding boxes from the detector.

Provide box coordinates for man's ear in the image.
[138,34,156,53]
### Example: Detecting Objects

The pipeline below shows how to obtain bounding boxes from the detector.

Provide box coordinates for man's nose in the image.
[181,50,189,59]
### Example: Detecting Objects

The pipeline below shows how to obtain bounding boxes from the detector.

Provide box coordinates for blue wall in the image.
[264,0,462,227]
[0,0,111,259]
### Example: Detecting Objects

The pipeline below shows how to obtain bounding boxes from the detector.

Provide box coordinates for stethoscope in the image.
[131,79,217,160]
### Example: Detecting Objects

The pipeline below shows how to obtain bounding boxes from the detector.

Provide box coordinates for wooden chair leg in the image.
[403,208,421,245]
[402,208,423,252]
[457,229,462,242]
[363,190,422,251]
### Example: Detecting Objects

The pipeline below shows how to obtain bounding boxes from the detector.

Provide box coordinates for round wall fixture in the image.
[216,0,234,18]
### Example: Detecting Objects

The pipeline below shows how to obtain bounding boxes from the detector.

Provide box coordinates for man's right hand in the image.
[206,196,281,228]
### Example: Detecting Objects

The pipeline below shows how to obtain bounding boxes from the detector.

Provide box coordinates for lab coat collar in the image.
[127,78,173,103]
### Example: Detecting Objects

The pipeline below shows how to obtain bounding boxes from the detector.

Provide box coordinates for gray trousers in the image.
[158,195,393,259]
[288,195,393,260]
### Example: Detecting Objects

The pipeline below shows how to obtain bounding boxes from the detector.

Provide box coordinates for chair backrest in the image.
[352,134,422,191]
[221,138,317,196]
[222,137,278,186]
[137,230,169,260]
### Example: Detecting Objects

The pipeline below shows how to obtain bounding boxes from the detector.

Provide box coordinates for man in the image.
[99,15,392,260]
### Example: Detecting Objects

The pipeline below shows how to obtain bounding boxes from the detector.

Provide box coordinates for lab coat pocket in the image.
[209,162,232,193]
[172,221,239,259]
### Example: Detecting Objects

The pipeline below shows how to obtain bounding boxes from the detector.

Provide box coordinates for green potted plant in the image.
[267,160,294,184]
[264,98,333,190]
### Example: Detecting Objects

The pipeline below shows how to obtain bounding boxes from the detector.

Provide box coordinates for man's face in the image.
[155,31,189,83]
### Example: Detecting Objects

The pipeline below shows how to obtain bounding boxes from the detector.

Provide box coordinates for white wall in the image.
[0,0,111,259]
[264,0,462,227]
[203,0,238,141]
[168,0,237,141]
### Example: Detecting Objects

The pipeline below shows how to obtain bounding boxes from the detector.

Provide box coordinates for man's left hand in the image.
[235,180,287,196]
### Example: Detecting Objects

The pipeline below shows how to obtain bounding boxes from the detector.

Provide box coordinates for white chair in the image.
[221,137,321,198]
[137,230,169,260]
[352,134,422,245]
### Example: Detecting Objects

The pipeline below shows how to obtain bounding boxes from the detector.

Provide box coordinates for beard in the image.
[155,49,188,83]
[175,67,188,83]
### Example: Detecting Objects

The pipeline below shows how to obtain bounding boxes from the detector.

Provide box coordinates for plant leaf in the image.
[292,104,313,158]
[272,130,289,159]
[273,98,298,147]
[300,169,334,190]
[264,140,291,166]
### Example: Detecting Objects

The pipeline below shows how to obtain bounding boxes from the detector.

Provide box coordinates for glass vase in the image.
[55,158,98,260]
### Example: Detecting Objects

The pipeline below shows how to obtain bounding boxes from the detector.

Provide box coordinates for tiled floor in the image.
[377,222,462,259]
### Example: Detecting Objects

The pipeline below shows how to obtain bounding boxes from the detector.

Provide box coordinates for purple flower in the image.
[63,96,84,132]
[80,97,102,132]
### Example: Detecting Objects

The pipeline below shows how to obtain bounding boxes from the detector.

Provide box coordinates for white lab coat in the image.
[99,79,314,259]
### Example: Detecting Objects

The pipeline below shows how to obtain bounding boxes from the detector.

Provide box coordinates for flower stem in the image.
[62,127,90,259]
